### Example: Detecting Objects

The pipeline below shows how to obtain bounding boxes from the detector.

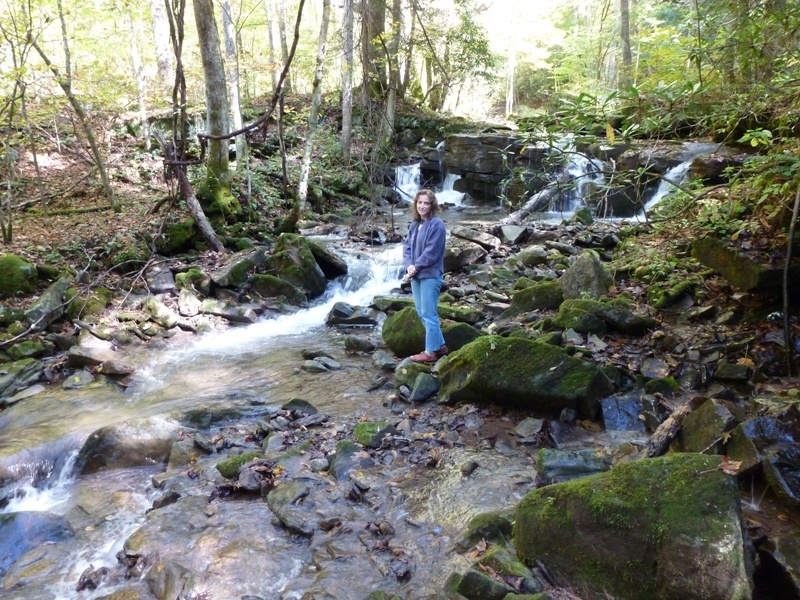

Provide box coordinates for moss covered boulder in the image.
[381,306,482,358]
[265,234,327,299]
[0,254,37,297]
[155,219,198,255]
[515,453,753,600]
[554,299,656,335]
[504,281,564,316]
[437,336,613,416]
[250,274,307,306]
[66,287,113,320]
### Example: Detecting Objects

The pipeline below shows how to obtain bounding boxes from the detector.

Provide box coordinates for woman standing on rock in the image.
[403,189,448,363]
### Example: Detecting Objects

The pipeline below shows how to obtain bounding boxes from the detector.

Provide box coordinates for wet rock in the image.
[66,344,117,368]
[763,446,800,509]
[76,564,110,591]
[410,372,440,402]
[681,398,740,453]
[144,558,189,600]
[560,250,614,301]
[175,266,212,295]
[443,242,488,273]
[100,359,135,377]
[328,440,360,481]
[0,357,44,401]
[640,357,669,379]
[354,421,398,448]
[725,417,797,473]
[713,361,751,382]
[250,274,307,306]
[266,479,314,536]
[77,415,186,474]
[344,335,377,353]
[756,535,800,596]
[24,276,70,332]
[0,511,74,577]
[326,302,381,327]
[200,299,258,324]
[600,391,645,432]
[301,359,329,372]
[372,350,397,371]
[281,398,318,415]
[437,336,613,418]
[451,225,502,251]
[451,510,515,554]
[536,448,612,483]
[452,567,515,600]
[215,451,263,479]
[393,358,431,388]
[62,369,95,389]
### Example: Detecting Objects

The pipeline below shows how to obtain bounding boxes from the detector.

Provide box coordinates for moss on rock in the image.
[382,306,482,358]
[66,287,113,320]
[514,453,753,600]
[216,451,263,479]
[437,336,613,417]
[0,254,37,297]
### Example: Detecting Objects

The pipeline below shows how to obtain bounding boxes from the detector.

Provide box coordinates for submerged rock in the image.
[515,453,754,600]
[0,511,74,577]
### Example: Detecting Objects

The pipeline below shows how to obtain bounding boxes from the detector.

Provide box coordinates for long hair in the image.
[410,188,440,221]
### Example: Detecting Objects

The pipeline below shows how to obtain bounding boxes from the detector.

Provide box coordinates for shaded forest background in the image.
[2,0,800,267]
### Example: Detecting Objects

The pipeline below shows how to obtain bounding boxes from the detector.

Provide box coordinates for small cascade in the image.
[564,152,605,213]
[394,163,420,202]
[437,172,466,206]
[641,161,692,213]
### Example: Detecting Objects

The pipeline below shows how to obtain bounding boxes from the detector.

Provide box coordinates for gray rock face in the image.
[515,453,754,600]
[560,250,614,300]
[450,226,501,251]
[265,234,327,299]
[325,302,381,327]
[444,242,488,273]
[0,357,44,401]
[24,277,71,332]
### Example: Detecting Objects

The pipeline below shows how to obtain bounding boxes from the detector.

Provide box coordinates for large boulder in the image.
[381,306,482,358]
[24,276,71,332]
[265,234,327,299]
[515,453,754,600]
[0,254,37,297]
[437,336,613,416]
[306,239,348,279]
[211,248,268,288]
[560,250,614,300]
[76,415,186,474]
[552,299,657,335]
[692,237,797,293]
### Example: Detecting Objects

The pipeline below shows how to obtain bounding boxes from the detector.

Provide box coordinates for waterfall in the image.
[393,162,466,206]
[641,161,692,214]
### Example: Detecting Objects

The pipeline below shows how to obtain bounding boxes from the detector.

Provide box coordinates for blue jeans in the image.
[411,276,445,352]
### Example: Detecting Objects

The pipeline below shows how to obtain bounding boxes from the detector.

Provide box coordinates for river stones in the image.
[515,453,753,600]
[0,511,73,577]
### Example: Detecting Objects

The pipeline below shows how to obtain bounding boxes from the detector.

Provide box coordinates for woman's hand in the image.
[406,265,417,278]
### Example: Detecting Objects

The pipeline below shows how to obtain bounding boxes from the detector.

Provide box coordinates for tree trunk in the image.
[150,0,173,90]
[265,0,278,91]
[221,0,245,162]
[505,52,515,117]
[619,0,632,90]
[193,0,230,188]
[125,6,149,150]
[30,0,118,212]
[297,0,331,213]
[278,0,292,93]
[379,0,402,147]
[360,0,387,98]
[400,2,415,99]
[341,0,354,161]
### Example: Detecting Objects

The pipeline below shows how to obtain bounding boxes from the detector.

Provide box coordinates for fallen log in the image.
[645,395,706,458]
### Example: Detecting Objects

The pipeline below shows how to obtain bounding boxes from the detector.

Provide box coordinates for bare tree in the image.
[124,3,149,149]
[297,0,331,213]
[264,0,278,91]
[341,0,354,161]
[379,0,402,147]
[221,0,245,162]
[619,0,632,90]
[151,0,173,90]
[277,0,293,93]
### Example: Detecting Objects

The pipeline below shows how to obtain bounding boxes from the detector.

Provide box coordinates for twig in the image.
[784,185,800,376]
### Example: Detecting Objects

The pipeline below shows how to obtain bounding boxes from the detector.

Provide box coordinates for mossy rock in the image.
[195,176,242,219]
[0,304,24,327]
[452,509,515,553]
[550,307,608,335]
[437,336,613,417]
[644,376,679,396]
[250,274,307,306]
[504,281,564,316]
[0,254,37,297]
[353,421,397,448]
[215,451,263,479]
[556,299,656,335]
[515,453,753,600]
[265,233,326,299]
[382,306,483,358]
[175,267,212,296]
[66,287,113,320]
[7,340,47,360]
[155,220,198,255]
[692,236,792,292]
[35,264,62,282]
[107,243,149,272]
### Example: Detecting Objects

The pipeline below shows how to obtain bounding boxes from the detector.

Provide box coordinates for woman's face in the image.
[416,194,432,219]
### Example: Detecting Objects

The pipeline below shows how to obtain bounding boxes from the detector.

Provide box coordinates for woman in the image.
[402,189,448,363]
